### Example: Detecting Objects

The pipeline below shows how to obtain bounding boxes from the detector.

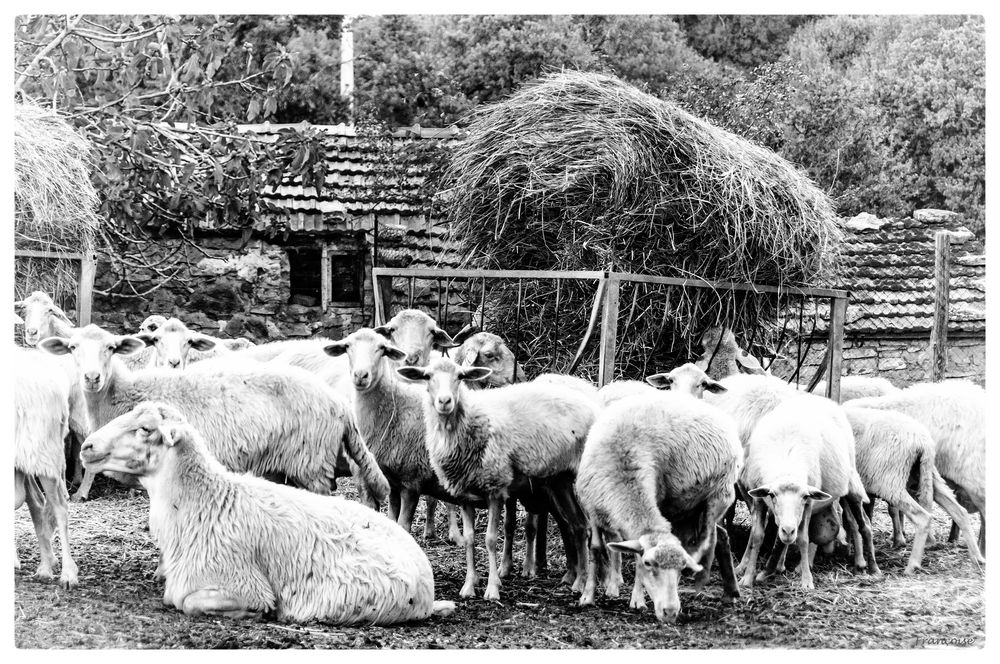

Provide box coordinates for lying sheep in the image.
[81,402,454,624]
[812,376,900,403]
[14,347,78,588]
[739,394,879,589]
[38,324,388,504]
[575,391,742,622]
[846,380,986,556]
[399,358,597,600]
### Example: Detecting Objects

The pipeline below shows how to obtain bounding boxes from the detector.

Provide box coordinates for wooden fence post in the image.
[929,231,952,381]
[78,253,96,326]
[598,272,620,387]
[827,296,847,402]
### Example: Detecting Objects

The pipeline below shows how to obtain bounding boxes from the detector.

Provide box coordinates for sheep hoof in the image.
[483,585,501,601]
[737,576,755,590]
[34,567,54,581]
[754,570,771,583]
[70,492,87,503]
[867,567,884,579]
[628,597,646,610]
[520,568,536,579]
[498,562,513,579]
[605,583,620,598]
[578,594,595,607]
[800,578,815,590]
[560,571,575,586]
[459,582,477,599]
[59,572,79,590]
[902,565,920,576]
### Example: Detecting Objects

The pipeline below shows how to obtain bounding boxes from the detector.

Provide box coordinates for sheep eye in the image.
[107,344,116,352]
[138,426,151,434]
[643,560,653,569]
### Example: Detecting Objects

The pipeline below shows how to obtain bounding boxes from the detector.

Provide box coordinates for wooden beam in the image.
[373,267,606,282]
[930,231,952,381]
[827,296,848,402]
[320,244,331,313]
[598,273,621,387]
[15,248,85,261]
[78,253,97,326]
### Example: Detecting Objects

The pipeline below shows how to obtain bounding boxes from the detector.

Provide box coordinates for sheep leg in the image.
[579,523,602,606]
[23,477,56,581]
[888,506,907,548]
[693,523,718,591]
[447,504,463,545]
[483,497,503,600]
[932,474,985,565]
[181,588,260,619]
[459,505,479,598]
[522,512,538,578]
[71,469,97,503]
[723,500,737,533]
[546,496,578,585]
[423,497,438,540]
[739,500,768,589]
[737,508,774,576]
[758,542,787,582]
[891,494,932,575]
[547,481,588,591]
[397,488,420,534]
[841,504,866,569]
[499,497,517,579]
[629,553,647,609]
[842,496,881,577]
[797,506,815,590]
[14,471,25,570]
[388,485,401,522]
[947,521,960,544]
[533,509,549,574]
[714,524,740,601]
[39,476,78,589]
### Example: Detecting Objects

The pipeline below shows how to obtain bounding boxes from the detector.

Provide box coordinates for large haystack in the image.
[440,71,843,379]
[14,102,101,308]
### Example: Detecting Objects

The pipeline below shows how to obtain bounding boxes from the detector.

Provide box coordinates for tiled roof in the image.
[834,210,985,335]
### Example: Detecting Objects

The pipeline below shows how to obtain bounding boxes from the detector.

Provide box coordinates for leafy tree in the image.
[675,15,820,69]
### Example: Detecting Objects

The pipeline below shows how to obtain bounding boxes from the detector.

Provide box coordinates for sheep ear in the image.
[13,312,24,325]
[115,336,147,355]
[451,323,478,347]
[188,334,217,352]
[736,350,766,375]
[683,550,704,574]
[158,422,183,447]
[431,327,458,350]
[459,366,492,382]
[13,299,25,308]
[50,305,73,324]
[373,325,393,339]
[38,336,71,355]
[135,333,156,347]
[806,487,831,502]
[397,366,430,382]
[382,343,407,362]
[747,486,772,500]
[607,539,644,555]
[645,373,673,389]
[702,379,727,394]
[323,341,349,357]
[699,326,722,351]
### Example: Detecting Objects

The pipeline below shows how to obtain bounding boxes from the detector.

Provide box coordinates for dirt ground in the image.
[14,476,984,649]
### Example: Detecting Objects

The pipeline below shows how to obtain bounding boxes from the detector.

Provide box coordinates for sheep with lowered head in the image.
[14,347,78,588]
[398,357,597,600]
[80,401,454,624]
[846,380,986,556]
[38,324,388,503]
[575,391,742,622]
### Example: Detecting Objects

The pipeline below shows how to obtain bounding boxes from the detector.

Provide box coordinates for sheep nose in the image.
[167,358,181,368]
[353,369,370,384]
[436,395,453,409]
[25,327,37,336]
[404,353,421,366]
[656,606,680,623]
[83,371,100,384]
[779,526,797,542]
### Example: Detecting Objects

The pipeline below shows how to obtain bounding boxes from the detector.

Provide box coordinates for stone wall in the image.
[93,235,373,341]
[771,335,985,387]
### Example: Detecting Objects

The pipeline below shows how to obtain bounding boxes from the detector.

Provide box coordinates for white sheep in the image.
[811,375,900,403]
[530,373,599,397]
[450,331,526,387]
[645,362,729,399]
[14,347,78,588]
[38,324,389,504]
[846,380,986,556]
[14,291,75,346]
[575,391,742,622]
[80,401,454,624]
[595,380,657,408]
[134,316,256,369]
[398,357,597,600]
[738,393,879,589]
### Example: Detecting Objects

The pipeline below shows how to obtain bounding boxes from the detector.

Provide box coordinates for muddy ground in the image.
[14,476,984,649]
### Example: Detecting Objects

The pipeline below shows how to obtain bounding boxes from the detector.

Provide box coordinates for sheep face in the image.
[455,332,517,388]
[136,317,217,369]
[81,402,184,477]
[38,324,146,392]
[748,482,832,545]
[15,291,72,346]
[374,309,457,367]
[607,532,702,623]
[645,362,727,398]
[694,326,767,380]
[324,328,407,392]
[396,357,491,415]
[138,314,168,335]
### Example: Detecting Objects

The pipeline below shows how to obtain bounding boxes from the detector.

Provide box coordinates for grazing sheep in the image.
[14,348,78,588]
[398,358,597,600]
[38,324,388,503]
[738,394,879,589]
[645,362,728,398]
[575,392,742,621]
[80,402,454,624]
[695,326,768,380]
[846,380,986,556]
[812,376,900,403]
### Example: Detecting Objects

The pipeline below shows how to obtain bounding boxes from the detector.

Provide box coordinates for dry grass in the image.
[14,476,984,649]
[439,71,844,376]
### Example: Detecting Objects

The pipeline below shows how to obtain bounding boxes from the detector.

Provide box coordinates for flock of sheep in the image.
[13,290,986,627]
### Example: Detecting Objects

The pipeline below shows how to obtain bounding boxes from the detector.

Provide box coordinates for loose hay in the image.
[440,71,843,378]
